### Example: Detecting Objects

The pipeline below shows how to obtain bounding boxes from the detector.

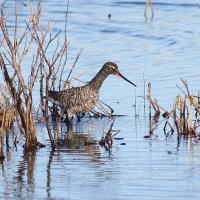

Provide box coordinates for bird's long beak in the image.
[114,70,137,87]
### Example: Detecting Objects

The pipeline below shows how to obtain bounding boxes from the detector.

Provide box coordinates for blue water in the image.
[1,0,200,199]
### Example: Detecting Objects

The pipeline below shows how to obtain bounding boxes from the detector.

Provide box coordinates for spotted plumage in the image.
[48,62,136,121]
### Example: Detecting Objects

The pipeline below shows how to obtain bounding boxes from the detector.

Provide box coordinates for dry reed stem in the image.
[151,110,174,133]
[147,83,152,133]
[99,118,119,149]
[0,85,15,159]
[144,0,154,20]
[66,49,83,83]
[96,101,114,119]
[175,80,200,136]
[0,1,72,150]
[0,2,56,149]
[27,2,71,149]
[143,80,200,138]
[146,83,161,134]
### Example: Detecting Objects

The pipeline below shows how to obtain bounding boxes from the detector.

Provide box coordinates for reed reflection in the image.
[14,149,36,198]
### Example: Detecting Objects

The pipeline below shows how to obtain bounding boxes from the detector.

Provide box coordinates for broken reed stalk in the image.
[143,69,146,113]
[144,0,154,20]
[183,103,188,134]
[175,80,200,137]
[98,99,114,114]
[144,83,161,135]
[176,96,199,137]
[66,49,83,83]
[0,85,15,159]
[99,118,119,149]
[134,89,137,117]
[96,101,113,119]
[176,95,182,134]
[40,68,45,115]
[173,103,179,135]
[148,83,152,134]
[0,129,4,160]
[151,110,173,133]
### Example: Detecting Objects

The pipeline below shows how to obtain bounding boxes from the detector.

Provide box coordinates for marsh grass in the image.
[2,0,198,157]
[0,1,74,150]
[0,85,15,159]
[1,1,115,153]
[0,1,45,149]
[144,79,200,139]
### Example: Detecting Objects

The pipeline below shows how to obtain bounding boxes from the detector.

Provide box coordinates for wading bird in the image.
[48,62,136,122]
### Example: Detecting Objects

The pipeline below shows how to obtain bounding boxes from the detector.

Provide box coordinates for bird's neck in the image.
[88,69,109,91]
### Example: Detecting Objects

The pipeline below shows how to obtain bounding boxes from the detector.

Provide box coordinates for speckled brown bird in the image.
[48,62,136,121]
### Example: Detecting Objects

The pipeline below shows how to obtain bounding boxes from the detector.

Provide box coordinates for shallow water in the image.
[1,0,200,199]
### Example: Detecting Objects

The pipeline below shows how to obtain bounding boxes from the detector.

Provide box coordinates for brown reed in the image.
[0,85,15,159]
[144,79,200,138]
[144,0,154,21]
[0,1,69,150]
[99,118,120,151]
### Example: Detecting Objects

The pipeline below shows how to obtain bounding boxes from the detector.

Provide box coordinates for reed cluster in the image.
[1,1,198,159]
[0,85,15,159]
[147,79,200,138]
[0,1,71,153]
[0,1,113,157]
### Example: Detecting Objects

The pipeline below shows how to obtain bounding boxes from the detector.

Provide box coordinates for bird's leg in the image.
[66,117,74,140]
[76,113,81,123]
[65,116,71,125]
[67,119,73,131]
[65,112,73,130]
[64,112,72,124]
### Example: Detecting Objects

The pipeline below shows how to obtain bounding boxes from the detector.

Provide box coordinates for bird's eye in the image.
[109,66,115,70]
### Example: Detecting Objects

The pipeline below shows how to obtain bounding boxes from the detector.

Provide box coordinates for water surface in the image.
[1,0,200,199]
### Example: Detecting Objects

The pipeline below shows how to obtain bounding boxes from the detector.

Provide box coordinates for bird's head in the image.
[103,62,136,87]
